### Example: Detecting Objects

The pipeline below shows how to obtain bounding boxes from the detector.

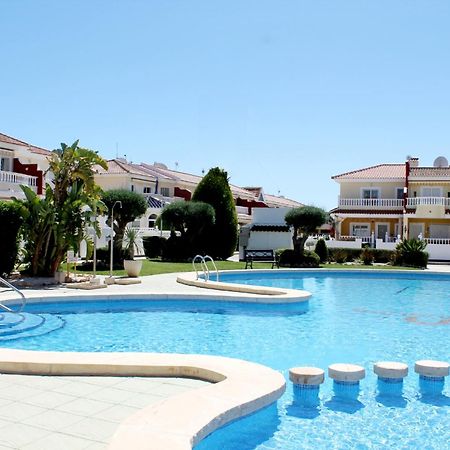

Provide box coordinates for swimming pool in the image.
[2,270,450,448]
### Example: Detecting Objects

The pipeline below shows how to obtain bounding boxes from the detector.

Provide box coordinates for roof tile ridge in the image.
[0,132,29,146]
[332,162,405,179]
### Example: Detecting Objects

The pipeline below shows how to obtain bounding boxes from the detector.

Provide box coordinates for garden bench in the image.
[244,249,279,269]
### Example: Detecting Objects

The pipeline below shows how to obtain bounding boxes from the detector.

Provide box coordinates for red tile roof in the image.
[0,132,30,146]
[0,132,51,155]
[96,159,157,179]
[409,167,450,178]
[332,164,405,180]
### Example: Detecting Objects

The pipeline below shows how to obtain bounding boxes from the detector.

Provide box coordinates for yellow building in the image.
[332,156,450,243]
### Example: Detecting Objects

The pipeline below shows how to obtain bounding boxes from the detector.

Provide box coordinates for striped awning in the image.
[146,195,164,208]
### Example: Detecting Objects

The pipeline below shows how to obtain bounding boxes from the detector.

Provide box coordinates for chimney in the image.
[408,157,419,168]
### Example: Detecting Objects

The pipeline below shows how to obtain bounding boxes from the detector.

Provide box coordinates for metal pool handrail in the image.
[0,276,26,313]
[192,255,219,282]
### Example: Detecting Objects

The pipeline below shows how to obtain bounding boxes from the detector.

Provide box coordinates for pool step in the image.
[0,313,65,341]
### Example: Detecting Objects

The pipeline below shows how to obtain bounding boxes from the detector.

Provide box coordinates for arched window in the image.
[148,214,158,228]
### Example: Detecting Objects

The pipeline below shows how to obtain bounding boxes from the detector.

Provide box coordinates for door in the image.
[376,223,389,241]
[409,223,424,239]
[429,224,450,239]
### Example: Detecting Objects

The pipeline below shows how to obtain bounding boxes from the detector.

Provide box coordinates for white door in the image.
[409,223,424,239]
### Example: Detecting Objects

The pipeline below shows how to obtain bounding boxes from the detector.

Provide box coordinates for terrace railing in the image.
[406,197,450,207]
[0,170,38,188]
[338,198,403,208]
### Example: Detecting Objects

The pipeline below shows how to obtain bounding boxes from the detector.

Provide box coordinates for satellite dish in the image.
[433,156,449,167]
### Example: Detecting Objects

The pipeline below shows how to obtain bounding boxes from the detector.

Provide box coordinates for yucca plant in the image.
[394,238,428,268]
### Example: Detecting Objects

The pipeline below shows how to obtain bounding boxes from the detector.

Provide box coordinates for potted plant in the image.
[122,227,143,277]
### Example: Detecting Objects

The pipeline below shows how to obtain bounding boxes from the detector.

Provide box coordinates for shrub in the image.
[332,249,347,264]
[0,201,23,276]
[278,249,320,268]
[393,239,428,268]
[314,239,329,263]
[93,246,126,269]
[360,247,374,265]
[161,235,191,261]
[371,249,395,263]
[328,248,360,263]
[142,236,166,258]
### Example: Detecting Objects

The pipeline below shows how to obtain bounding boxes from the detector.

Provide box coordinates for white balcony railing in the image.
[338,198,403,208]
[0,170,38,188]
[424,238,450,245]
[406,197,450,207]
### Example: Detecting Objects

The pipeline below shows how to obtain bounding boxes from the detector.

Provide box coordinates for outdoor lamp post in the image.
[109,200,122,278]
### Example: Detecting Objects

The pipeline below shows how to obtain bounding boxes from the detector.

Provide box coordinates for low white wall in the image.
[325,239,363,249]
[375,240,396,250]
[426,244,450,261]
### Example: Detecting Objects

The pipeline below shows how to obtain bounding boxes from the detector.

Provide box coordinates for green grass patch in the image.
[77,259,415,277]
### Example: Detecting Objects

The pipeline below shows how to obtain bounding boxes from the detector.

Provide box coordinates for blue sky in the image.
[2,0,450,209]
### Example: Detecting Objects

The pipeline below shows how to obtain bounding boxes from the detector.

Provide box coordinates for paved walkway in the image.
[0,373,208,449]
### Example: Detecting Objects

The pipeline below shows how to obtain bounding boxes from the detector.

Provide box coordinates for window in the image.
[0,157,11,172]
[160,187,170,197]
[396,188,404,199]
[143,187,152,194]
[148,214,157,228]
[421,187,442,197]
[361,188,379,199]
[131,185,135,192]
[351,224,370,237]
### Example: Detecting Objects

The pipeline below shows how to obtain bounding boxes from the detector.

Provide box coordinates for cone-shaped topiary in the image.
[314,238,329,263]
[192,167,237,259]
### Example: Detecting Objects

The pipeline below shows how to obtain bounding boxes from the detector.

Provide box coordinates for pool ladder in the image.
[192,255,219,282]
[0,276,26,313]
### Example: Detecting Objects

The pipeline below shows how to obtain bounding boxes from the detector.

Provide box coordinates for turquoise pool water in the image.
[3,271,450,449]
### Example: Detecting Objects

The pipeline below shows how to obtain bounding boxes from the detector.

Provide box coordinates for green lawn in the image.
[78,259,414,277]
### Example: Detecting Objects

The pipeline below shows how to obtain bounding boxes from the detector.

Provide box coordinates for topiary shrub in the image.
[360,247,374,265]
[393,239,428,268]
[0,201,23,276]
[314,239,329,263]
[142,236,166,259]
[192,168,238,259]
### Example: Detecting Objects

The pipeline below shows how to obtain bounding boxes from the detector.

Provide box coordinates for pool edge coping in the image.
[0,348,286,450]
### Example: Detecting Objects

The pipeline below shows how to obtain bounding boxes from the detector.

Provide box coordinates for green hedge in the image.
[142,236,166,259]
[327,247,395,264]
[0,201,23,276]
[278,249,320,268]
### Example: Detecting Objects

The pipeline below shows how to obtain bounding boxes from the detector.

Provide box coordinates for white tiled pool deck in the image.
[0,374,208,449]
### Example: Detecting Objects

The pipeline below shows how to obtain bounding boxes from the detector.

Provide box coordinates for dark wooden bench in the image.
[244,249,279,269]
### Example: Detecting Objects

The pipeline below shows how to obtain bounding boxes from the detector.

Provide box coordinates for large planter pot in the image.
[123,260,142,278]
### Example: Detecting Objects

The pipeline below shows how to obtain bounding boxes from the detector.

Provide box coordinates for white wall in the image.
[325,239,363,249]
[252,207,290,225]
[425,244,450,260]
[375,240,396,250]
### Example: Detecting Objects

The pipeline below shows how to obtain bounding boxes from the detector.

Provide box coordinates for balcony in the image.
[406,197,450,208]
[338,198,403,209]
[0,170,38,198]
